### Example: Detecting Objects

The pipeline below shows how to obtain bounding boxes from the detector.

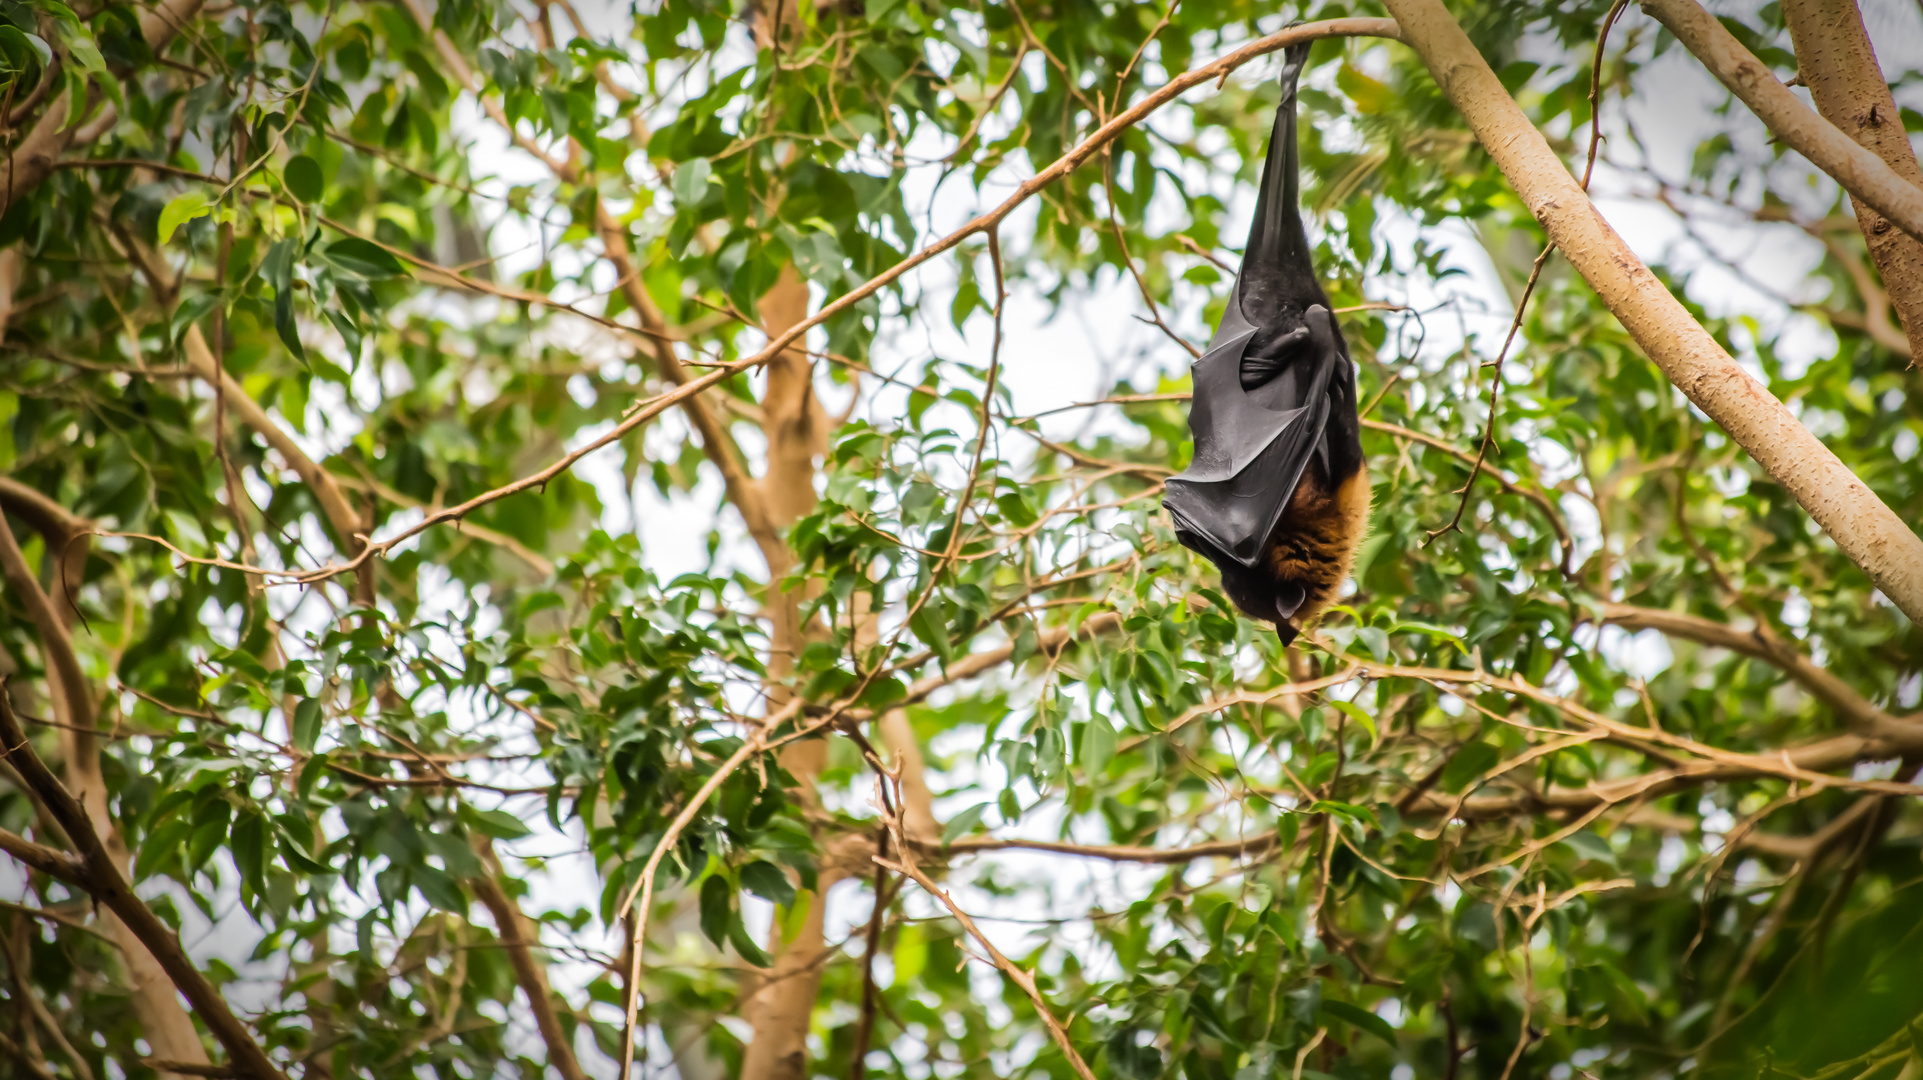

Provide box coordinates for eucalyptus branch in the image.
[1384,0,1923,623]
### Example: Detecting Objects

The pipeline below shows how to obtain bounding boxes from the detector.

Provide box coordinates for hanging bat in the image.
[1163,42,1369,646]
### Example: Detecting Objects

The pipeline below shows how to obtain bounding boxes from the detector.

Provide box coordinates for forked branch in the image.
[1383,0,1923,624]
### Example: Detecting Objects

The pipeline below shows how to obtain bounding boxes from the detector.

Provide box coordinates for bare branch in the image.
[1640,0,1923,249]
[1598,602,1906,735]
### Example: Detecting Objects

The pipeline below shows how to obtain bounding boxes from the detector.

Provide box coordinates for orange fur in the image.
[1265,462,1372,631]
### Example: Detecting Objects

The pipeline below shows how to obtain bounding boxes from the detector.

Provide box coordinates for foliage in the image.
[0,0,1919,1078]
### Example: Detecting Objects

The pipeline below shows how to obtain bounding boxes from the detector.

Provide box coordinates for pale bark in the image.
[739,265,834,1080]
[1385,0,1923,624]
[0,249,20,336]
[1639,0,1923,248]
[1780,0,1923,361]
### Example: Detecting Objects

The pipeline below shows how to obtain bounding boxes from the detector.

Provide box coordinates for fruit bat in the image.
[1162,42,1369,646]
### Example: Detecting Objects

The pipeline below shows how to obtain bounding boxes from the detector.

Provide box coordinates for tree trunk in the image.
[740,263,835,1080]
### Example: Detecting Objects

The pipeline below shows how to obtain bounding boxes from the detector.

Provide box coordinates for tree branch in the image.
[1781,0,1923,361]
[468,840,589,1080]
[1598,602,1908,735]
[1639,0,1923,250]
[1384,0,1923,624]
[0,0,208,214]
[879,834,1097,1080]
[179,327,363,555]
[0,507,92,749]
[0,693,287,1080]
[0,490,208,1079]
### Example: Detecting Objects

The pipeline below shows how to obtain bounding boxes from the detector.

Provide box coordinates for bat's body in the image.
[1163,43,1369,646]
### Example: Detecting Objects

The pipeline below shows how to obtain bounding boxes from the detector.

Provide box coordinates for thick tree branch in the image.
[1384,0,1923,624]
[0,825,83,883]
[0,508,92,746]
[1780,0,1923,361]
[1638,0,1923,248]
[0,478,89,641]
[0,694,286,1080]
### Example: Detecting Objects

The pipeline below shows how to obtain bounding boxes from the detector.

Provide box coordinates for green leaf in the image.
[262,237,305,362]
[942,801,990,843]
[728,918,772,967]
[1355,626,1390,663]
[413,865,467,912]
[698,874,731,948]
[1079,714,1116,777]
[470,808,533,841]
[279,834,331,876]
[1329,700,1377,748]
[1440,741,1501,794]
[995,491,1038,527]
[291,698,323,752]
[323,238,406,279]
[673,157,711,205]
[232,811,267,895]
[908,599,953,664]
[0,26,51,67]
[1560,831,1617,868]
[740,860,796,908]
[1320,998,1396,1047]
[158,192,212,245]
[297,752,329,801]
[283,154,324,202]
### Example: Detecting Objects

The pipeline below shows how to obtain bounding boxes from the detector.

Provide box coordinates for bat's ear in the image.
[1274,580,1307,620]
[1275,621,1299,647]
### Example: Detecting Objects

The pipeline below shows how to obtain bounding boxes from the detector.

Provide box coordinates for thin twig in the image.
[1425,0,1623,546]
[877,809,1097,1080]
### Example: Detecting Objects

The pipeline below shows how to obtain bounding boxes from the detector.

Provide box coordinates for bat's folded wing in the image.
[1164,307,1337,571]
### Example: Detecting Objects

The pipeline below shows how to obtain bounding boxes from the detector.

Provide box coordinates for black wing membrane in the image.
[1163,42,1349,573]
